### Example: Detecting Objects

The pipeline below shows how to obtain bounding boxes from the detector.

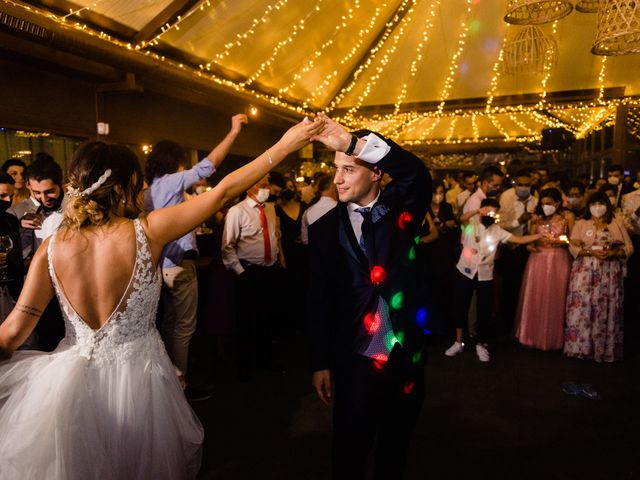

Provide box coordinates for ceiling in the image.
[8,0,640,147]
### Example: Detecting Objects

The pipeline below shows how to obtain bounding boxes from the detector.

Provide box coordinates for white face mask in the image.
[515,186,531,199]
[567,196,581,207]
[542,204,557,217]
[590,204,607,218]
[255,188,270,204]
[608,176,620,186]
[433,194,444,204]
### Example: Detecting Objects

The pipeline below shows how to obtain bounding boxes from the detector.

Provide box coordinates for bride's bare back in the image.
[51,220,139,331]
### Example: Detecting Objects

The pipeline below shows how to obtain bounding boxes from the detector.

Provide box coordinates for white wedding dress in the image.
[0,219,204,479]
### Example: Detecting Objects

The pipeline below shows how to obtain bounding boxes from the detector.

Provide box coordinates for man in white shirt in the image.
[221,175,284,380]
[445,198,541,362]
[300,174,337,245]
[456,171,477,213]
[444,171,462,215]
[460,165,504,224]
[497,170,538,332]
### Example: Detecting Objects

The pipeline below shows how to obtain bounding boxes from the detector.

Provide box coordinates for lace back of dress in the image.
[46,219,162,360]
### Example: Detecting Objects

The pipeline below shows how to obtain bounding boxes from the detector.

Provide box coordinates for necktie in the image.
[355,207,372,252]
[255,204,272,264]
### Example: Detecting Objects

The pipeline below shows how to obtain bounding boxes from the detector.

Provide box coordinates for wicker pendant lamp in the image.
[505,0,574,25]
[503,25,558,74]
[575,0,599,13]
[592,0,640,55]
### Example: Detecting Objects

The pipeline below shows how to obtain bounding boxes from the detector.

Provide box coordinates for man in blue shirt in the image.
[144,114,247,398]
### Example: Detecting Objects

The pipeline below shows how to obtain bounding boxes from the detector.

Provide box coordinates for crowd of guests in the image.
[420,164,637,363]
[0,132,638,405]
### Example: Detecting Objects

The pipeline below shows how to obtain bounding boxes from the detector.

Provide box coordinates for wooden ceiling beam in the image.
[25,0,136,40]
[132,0,203,45]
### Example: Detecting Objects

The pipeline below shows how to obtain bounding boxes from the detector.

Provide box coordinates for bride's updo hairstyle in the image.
[63,141,144,230]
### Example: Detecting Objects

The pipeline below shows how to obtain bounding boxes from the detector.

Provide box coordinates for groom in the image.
[308,114,431,479]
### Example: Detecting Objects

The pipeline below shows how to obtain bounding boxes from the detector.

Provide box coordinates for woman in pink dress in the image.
[515,188,574,350]
[564,191,634,362]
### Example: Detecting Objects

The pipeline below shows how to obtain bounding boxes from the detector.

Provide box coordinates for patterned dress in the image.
[564,226,625,362]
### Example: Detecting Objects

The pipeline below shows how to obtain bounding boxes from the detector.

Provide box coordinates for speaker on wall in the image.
[541,128,575,150]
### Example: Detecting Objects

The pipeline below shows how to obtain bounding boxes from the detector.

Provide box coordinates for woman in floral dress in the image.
[564,192,634,362]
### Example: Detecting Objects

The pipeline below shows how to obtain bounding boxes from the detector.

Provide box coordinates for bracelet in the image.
[266,149,273,165]
[345,134,358,156]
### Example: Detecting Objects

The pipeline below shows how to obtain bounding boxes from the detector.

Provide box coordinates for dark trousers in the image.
[453,271,493,344]
[496,245,529,334]
[234,263,280,377]
[332,345,424,480]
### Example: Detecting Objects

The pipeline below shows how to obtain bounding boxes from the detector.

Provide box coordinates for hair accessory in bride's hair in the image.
[67,169,112,198]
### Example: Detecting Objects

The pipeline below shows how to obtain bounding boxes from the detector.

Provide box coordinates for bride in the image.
[0,117,325,479]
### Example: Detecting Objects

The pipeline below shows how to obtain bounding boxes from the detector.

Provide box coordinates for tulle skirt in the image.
[515,247,571,351]
[0,330,203,479]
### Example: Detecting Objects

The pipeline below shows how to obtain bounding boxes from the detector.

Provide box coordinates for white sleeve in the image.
[220,207,244,275]
[300,211,310,245]
[355,133,391,164]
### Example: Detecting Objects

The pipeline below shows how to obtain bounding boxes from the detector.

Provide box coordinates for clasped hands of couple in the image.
[278,113,359,156]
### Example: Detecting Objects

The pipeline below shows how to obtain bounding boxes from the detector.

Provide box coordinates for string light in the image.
[278,0,361,97]
[535,21,558,110]
[435,0,475,116]
[597,56,607,105]
[340,0,420,123]
[239,0,328,88]
[141,0,212,48]
[485,25,509,114]
[393,0,441,115]
[326,0,416,113]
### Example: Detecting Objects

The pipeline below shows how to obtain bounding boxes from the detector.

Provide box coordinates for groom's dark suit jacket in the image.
[308,135,431,372]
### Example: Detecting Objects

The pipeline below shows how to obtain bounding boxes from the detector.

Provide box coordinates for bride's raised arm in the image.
[0,242,54,359]
[142,117,325,251]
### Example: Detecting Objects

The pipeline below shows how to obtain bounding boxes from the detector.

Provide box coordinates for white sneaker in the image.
[476,344,490,362]
[445,341,464,357]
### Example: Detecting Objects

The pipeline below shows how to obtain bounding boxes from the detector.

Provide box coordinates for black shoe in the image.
[185,385,214,402]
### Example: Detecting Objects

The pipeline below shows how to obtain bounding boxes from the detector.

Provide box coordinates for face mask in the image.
[0,199,11,212]
[608,176,620,186]
[480,215,495,228]
[567,196,581,207]
[590,204,607,218]
[255,188,270,204]
[542,204,557,217]
[433,194,443,204]
[515,186,531,198]
[280,189,296,201]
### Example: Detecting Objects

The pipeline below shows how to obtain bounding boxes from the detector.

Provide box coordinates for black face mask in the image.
[0,199,11,212]
[486,188,501,198]
[267,193,277,203]
[481,216,495,228]
[280,189,297,202]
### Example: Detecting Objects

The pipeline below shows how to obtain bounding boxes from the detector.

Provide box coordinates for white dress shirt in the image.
[499,188,538,235]
[622,189,640,235]
[457,189,472,210]
[300,196,338,245]
[221,197,280,275]
[463,188,487,217]
[456,222,512,281]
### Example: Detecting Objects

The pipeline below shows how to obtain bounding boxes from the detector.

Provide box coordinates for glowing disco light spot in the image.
[463,224,474,235]
[370,266,387,284]
[397,211,413,230]
[390,292,404,310]
[415,308,431,334]
[403,381,415,395]
[412,350,423,364]
[363,312,380,334]
[414,235,421,245]
[408,246,416,261]
[469,19,481,33]
[372,353,388,370]
[459,62,469,76]
[463,247,474,259]
[395,330,405,346]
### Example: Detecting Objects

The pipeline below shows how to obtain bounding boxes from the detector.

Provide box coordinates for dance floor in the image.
[189,333,640,480]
